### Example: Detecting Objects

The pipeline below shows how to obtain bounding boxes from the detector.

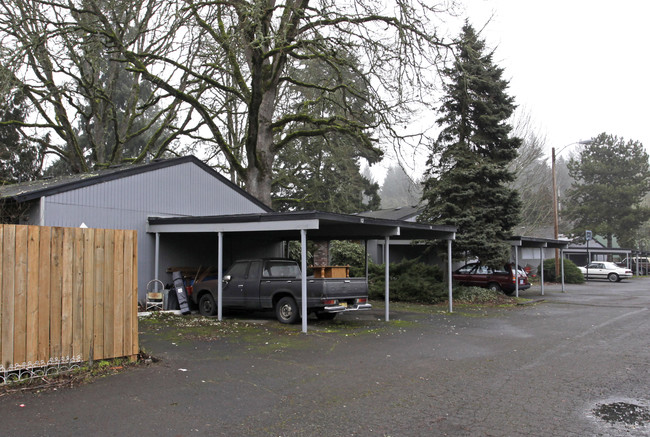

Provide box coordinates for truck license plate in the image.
[519,279,525,284]
[340,302,347,308]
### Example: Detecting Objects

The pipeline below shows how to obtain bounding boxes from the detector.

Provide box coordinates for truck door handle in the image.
[238,284,244,288]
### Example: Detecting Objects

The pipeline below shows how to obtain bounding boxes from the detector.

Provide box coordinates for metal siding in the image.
[40,161,268,301]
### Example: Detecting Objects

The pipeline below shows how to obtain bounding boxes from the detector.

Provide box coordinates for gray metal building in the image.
[0,156,273,300]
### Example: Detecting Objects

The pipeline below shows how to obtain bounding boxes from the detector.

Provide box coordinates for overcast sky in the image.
[463,0,650,156]
[374,0,649,183]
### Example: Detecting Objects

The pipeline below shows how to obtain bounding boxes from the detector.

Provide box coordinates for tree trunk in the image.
[244,87,277,207]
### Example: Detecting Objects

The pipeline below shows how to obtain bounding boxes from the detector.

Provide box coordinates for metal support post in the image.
[385,236,390,322]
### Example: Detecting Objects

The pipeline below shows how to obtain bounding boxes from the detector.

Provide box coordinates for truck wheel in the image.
[315,312,337,321]
[608,273,619,282]
[275,296,299,324]
[199,294,217,316]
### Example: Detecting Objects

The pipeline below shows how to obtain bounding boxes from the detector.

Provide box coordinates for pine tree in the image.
[0,91,44,184]
[565,133,650,248]
[271,52,381,213]
[419,23,522,265]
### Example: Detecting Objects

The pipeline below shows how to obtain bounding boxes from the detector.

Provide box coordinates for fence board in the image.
[113,230,124,358]
[93,229,105,360]
[2,226,15,369]
[103,230,114,358]
[131,236,138,357]
[61,228,74,359]
[72,228,84,359]
[123,231,135,357]
[13,226,28,365]
[49,227,63,359]
[37,227,51,362]
[26,226,40,363]
[82,229,94,361]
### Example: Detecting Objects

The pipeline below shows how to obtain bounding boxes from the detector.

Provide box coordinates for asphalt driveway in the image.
[1,279,648,436]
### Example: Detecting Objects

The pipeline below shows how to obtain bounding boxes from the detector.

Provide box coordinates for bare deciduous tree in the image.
[0,0,186,172]
[36,0,455,205]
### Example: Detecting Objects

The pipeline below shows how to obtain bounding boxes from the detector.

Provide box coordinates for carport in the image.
[147,211,456,332]
[509,236,571,296]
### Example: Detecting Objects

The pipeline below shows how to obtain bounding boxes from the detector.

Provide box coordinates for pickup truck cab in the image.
[190,259,371,323]
[453,262,530,295]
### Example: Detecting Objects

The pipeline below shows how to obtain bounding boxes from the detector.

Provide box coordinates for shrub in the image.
[329,240,367,277]
[539,258,584,284]
[454,286,504,303]
[367,259,447,304]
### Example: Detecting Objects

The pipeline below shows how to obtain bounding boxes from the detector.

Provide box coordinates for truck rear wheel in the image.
[275,296,299,324]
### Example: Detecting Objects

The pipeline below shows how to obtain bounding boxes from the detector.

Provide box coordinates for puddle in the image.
[592,401,650,426]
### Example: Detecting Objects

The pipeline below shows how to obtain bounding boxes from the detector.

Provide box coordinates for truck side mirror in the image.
[223,275,231,284]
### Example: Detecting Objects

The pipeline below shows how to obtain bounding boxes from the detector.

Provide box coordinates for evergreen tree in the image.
[419,23,522,265]
[271,52,381,213]
[565,133,650,248]
[380,165,422,209]
[0,90,44,184]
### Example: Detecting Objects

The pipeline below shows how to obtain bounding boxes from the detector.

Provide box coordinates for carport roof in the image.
[508,235,571,249]
[148,210,456,241]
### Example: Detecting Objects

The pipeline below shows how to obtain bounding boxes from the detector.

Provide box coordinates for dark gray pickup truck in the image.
[190,258,371,323]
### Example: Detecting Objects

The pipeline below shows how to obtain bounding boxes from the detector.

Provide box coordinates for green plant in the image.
[539,258,585,284]
[286,240,314,265]
[368,259,446,304]
[454,286,503,303]
[329,240,367,276]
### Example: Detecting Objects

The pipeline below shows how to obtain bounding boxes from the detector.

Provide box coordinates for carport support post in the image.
[385,236,390,322]
[154,233,160,292]
[560,249,565,293]
[447,239,453,313]
[364,240,369,279]
[539,247,544,296]
[301,229,308,333]
[218,231,223,321]
[514,245,519,298]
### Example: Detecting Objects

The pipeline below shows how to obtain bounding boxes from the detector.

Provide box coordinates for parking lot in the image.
[0,279,648,436]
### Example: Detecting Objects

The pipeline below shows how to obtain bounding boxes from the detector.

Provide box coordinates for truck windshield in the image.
[263,261,300,278]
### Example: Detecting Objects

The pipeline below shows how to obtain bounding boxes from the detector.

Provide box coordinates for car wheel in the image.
[487,282,501,292]
[608,273,619,282]
[199,293,217,316]
[275,296,299,324]
[315,311,337,321]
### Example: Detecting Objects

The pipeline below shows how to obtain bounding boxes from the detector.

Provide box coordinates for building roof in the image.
[358,205,422,221]
[0,156,272,212]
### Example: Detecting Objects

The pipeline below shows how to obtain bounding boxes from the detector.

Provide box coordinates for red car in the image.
[453,262,530,295]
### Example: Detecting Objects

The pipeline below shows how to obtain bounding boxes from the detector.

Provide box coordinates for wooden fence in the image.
[0,225,138,370]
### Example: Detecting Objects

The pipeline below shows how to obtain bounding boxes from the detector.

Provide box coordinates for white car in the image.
[578,261,633,282]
